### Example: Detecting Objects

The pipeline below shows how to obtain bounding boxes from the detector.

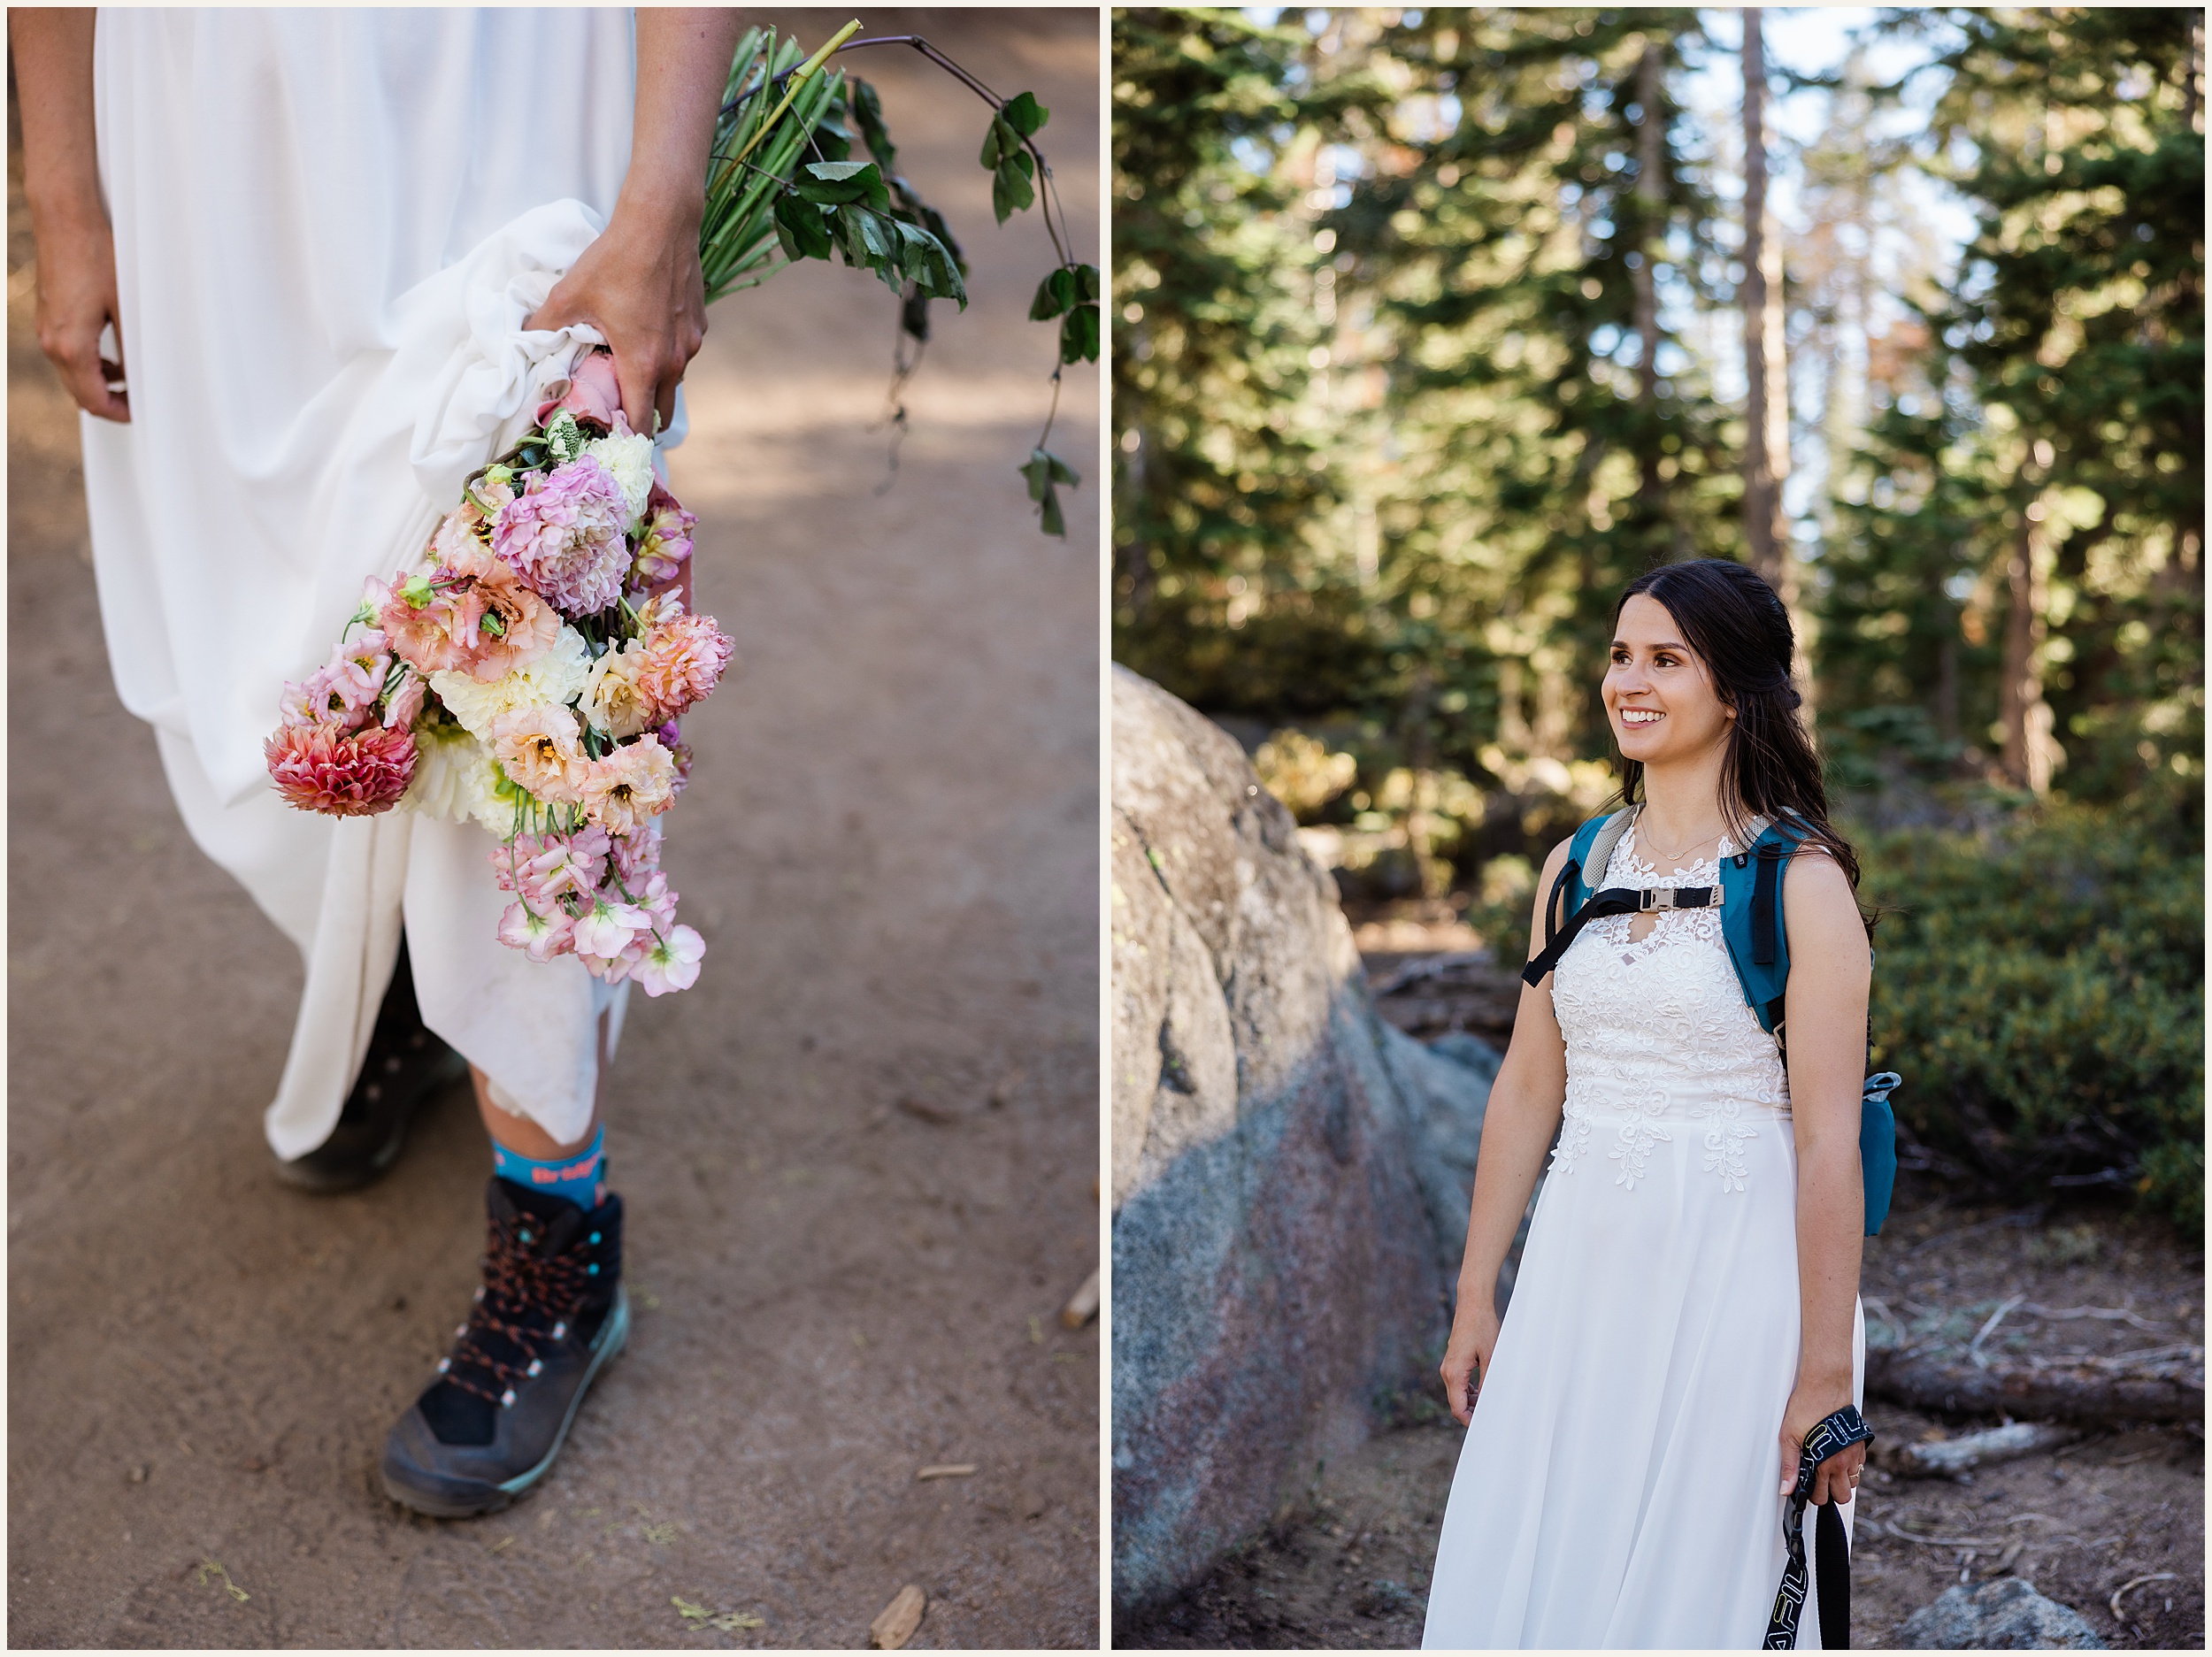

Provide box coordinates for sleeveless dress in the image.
[81,10,671,1154]
[1422,825,1865,1650]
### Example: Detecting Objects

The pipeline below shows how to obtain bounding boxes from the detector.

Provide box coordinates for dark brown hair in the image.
[1612,558,1863,893]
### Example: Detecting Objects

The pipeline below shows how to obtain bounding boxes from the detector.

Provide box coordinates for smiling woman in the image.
[1425,558,1878,1650]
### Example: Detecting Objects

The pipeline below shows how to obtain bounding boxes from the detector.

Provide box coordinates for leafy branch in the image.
[696,23,1095,537]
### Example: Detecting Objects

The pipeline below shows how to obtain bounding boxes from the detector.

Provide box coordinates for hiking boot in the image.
[275,937,467,1193]
[380,1178,628,1517]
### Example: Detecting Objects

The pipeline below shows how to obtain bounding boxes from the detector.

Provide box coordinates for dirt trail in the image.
[8,12,1100,1647]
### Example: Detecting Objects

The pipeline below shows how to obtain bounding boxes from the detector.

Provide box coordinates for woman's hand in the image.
[1778,1378,1864,1505]
[12,10,128,422]
[1440,1298,1502,1427]
[31,207,128,422]
[523,209,704,440]
[523,10,741,438]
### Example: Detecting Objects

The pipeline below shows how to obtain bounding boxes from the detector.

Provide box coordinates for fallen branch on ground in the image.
[1883,1420,2079,1477]
[1866,1344,2204,1425]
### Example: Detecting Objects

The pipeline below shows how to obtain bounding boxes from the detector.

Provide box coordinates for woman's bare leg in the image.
[469,1006,612,1160]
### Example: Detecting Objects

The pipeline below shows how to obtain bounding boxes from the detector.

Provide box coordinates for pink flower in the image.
[266,723,418,816]
[626,868,681,932]
[578,734,676,834]
[498,901,576,963]
[489,704,590,804]
[382,670,427,729]
[492,458,631,618]
[534,348,625,432]
[606,825,663,886]
[632,596,735,724]
[279,633,390,731]
[630,485,696,589]
[633,924,705,996]
[492,826,610,909]
[373,541,558,682]
[572,894,652,961]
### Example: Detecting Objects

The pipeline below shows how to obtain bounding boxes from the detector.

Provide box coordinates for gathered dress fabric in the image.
[1422,826,1865,1651]
[81,8,680,1155]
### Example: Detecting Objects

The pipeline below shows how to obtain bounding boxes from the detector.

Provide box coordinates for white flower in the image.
[584,430,657,525]
[403,721,505,829]
[428,625,591,741]
[579,639,657,740]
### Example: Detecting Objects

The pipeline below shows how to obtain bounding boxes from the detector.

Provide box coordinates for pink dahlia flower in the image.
[631,485,695,589]
[578,735,677,835]
[493,457,631,618]
[633,597,735,724]
[633,924,705,996]
[373,541,558,683]
[266,723,418,816]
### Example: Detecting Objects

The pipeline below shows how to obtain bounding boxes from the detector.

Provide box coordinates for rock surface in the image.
[1898,1580,2108,1650]
[1110,667,1497,1616]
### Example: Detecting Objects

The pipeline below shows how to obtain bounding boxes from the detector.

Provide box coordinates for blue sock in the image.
[492,1124,607,1210]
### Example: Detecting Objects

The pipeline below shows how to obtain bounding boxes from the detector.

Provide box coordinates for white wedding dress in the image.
[1422,825,1865,1650]
[81,10,675,1154]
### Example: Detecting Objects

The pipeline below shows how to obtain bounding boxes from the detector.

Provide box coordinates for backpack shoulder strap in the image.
[1524,809,1636,988]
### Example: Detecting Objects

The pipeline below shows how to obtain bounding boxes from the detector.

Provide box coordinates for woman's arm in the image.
[1438,836,1575,1425]
[523,9,747,438]
[1778,850,1872,1503]
[12,10,130,421]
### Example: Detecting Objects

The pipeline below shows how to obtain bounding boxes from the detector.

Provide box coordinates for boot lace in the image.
[436,1209,589,1408]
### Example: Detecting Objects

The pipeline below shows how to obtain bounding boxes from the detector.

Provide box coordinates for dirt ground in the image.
[8,12,1100,1648]
[1122,946,2203,1652]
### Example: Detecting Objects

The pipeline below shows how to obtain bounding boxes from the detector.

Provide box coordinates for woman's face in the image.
[1603,593,1734,766]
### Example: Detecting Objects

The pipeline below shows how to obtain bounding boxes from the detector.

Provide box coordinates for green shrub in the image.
[1857,772,2204,1232]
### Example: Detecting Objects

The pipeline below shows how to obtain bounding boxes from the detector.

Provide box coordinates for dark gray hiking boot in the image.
[275,937,468,1193]
[380,1178,627,1517]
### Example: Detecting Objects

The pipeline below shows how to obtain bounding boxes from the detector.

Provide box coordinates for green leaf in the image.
[979,115,1016,170]
[1001,91,1049,137]
[1046,450,1081,487]
[1019,451,1052,503]
[1039,483,1066,538]
[993,159,1035,223]
[849,77,897,173]
[796,159,890,212]
[1075,262,1101,303]
[1029,267,1078,321]
[772,193,833,262]
[1060,303,1100,364]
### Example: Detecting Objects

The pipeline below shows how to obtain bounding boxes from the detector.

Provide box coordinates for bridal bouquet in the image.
[265,349,733,996]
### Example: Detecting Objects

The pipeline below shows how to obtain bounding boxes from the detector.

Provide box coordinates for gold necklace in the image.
[1638,817,1726,863]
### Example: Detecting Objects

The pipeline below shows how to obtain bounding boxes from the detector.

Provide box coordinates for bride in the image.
[1423,558,1872,1649]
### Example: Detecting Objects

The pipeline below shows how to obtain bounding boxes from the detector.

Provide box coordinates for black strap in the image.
[1522,884,1720,986]
[1765,1405,1874,1649]
[1541,857,1579,963]
[1815,1500,1851,1650]
[1752,844,1785,966]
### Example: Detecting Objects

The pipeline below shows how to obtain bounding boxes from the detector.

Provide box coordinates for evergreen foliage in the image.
[1110,8,2202,1221]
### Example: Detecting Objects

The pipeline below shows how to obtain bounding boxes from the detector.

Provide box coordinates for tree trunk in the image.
[1740,11,1788,590]
[1633,39,1665,515]
[1998,510,2054,794]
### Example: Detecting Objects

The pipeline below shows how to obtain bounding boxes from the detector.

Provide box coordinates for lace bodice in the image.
[1548,823,1789,1192]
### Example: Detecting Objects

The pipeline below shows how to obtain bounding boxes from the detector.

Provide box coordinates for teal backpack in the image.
[1521,807,1899,1236]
